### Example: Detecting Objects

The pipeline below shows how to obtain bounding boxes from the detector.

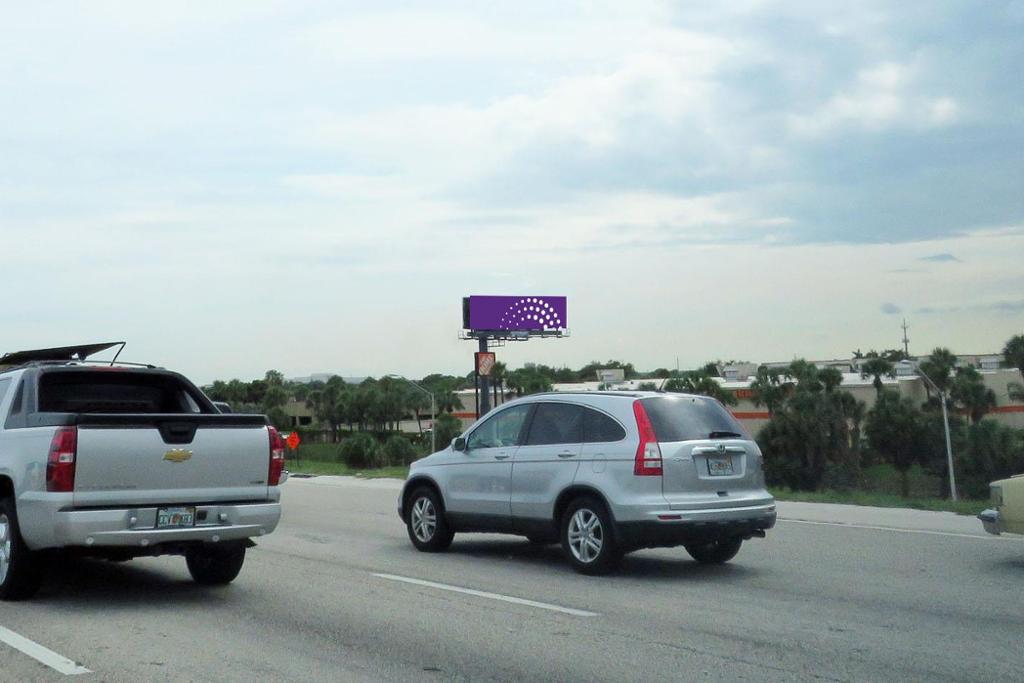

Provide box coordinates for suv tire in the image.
[0,497,44,601]
[561,496,621,575]
[684,537,743,564]
[186,542,247,585]
[406,487,454,552]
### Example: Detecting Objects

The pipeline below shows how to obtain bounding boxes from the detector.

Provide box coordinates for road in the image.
[1,476,1022,682]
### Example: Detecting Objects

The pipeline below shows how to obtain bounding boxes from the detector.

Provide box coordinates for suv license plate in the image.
[156,506,196,529]
[707,457,734,476]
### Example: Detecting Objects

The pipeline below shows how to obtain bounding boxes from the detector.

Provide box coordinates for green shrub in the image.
[338,432,384,469]
[382,435,420,466]
[433,413,463,451]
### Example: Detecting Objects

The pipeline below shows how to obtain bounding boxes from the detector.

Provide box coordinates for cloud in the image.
[880,303,902,315]
[916,299,1024,315]
[918,253,962,263]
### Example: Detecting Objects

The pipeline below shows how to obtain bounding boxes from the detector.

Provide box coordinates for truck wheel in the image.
[405,487,454,552]
[186,542,246,585]
[561,496,621,575]
[0,497,44,601]
[684,537,743,564]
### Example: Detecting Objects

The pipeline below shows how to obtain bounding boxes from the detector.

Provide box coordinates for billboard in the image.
[463,296,567,331]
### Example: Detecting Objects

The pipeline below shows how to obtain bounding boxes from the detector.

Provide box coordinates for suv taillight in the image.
[632,400,662,476]
[47,426,78,492]
[268,426,286,486]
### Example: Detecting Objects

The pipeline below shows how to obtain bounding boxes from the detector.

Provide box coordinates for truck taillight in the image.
[632,400,662,476]
[47,426,78,492]
[268,426,286,486]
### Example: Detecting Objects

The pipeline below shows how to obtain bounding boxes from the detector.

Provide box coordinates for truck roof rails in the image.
[0,341,126,366]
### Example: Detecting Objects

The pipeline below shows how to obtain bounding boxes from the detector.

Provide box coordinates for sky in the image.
[2,0,1022,384]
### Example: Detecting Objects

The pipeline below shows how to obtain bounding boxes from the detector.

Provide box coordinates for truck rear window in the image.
[641,396,745,442]
[38,371,207,414]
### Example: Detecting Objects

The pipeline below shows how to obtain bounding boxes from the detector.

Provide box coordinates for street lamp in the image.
[912,363,957,501]
[387,375,436,454]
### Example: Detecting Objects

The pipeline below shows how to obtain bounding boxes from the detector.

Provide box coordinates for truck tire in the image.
[0,497,44,601]
[186,542,246,585]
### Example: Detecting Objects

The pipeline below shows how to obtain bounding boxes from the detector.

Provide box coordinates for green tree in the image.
[664,371,737,406]
[433,412,463,450]
[339,432,383,469]
[757,360,860,491]
[919,347,957,398]
[507,368,553,396]
[865,391,923,497]
[382,435,420,466]
[1003,334,1024,374]
[949,366,996,424]
[958,421,1024,498]
[307,376,351,441]
[860,357,895,395]
[750,367,791,416]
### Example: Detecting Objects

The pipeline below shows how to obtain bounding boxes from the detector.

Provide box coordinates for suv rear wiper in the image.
[708,431,743,439]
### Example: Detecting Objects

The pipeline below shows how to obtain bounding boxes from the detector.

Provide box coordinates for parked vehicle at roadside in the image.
[0,343,285,600]
[398,391,775,574]
[979,474,1024,537]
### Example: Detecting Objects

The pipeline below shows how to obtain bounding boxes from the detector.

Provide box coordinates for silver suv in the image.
[399,392,776,574]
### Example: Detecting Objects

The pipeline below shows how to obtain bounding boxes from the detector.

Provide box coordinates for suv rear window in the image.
[38,371,209,414]
[641,396,745,442]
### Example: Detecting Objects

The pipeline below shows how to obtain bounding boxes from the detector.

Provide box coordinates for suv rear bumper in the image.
[20,498,281,550]
[616,503,777,550]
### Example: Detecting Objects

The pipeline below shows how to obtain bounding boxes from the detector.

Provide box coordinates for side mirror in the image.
[452,436,467,451]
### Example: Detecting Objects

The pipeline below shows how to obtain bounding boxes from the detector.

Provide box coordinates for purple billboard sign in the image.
[464,296,567,331]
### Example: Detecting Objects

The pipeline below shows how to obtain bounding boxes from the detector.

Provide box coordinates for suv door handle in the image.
[557,451,577,458]
[494,453,511,460]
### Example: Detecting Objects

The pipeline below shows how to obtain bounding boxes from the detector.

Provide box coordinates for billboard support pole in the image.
[478,337,492,417]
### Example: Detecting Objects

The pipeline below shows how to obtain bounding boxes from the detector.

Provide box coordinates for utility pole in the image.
[914,364,957,501]
[478,337,491,417]
[901,319,911,357]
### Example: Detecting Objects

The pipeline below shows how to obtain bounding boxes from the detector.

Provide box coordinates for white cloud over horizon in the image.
[1,1,1022,382]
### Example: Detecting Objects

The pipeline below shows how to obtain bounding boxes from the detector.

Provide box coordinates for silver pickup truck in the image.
[0,346,284,600]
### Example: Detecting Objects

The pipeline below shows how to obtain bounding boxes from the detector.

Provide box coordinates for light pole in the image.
[913,364,957,501]
[387,375,436,453]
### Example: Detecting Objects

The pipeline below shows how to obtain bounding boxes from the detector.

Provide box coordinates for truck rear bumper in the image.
[20,499,281,550]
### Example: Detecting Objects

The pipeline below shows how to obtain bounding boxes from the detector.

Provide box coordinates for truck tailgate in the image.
[72,414,271,507]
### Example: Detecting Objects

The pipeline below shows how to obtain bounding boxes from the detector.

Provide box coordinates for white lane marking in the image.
[0,625,91,675]
[373,573,598,617]
[779,518,1013,540]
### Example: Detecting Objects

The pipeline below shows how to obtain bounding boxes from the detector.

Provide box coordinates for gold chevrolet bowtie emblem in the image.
[163,449,193,463]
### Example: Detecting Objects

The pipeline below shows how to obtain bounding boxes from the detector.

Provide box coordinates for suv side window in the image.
[583,407,626,443]
[467,404,531,449]
[525,403,583,445]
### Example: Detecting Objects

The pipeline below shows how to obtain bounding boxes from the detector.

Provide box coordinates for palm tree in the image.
[919,347,957,399]
[664,372,737,406]
[1004,335,1024,374]
[750,367,790,416]
[860,357,894,396]
[950,366,997,424]
[491,361,508,406]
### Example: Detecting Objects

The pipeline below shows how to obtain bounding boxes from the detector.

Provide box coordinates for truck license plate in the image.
[707,457,734,476]
[156,506,196,529]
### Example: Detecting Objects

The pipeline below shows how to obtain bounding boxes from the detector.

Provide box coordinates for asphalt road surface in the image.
[2,476,1022,682]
